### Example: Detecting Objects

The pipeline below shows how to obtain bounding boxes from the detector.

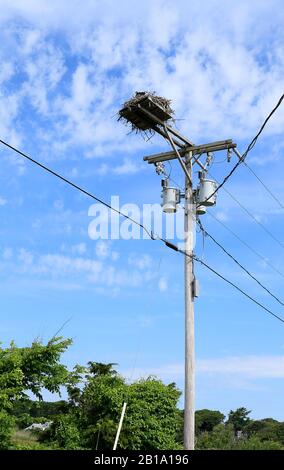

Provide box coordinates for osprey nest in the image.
[118,91,174,134]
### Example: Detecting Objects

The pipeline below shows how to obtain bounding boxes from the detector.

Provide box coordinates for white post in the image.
[184,152,195,450]
[113,402,127,450]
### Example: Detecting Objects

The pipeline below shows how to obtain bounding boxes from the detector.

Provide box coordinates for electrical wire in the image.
[208,170,284,250]
[243,161,284,211]
[165,174,284,279]
[163,235,284,324]
[1,138,284,324]
[207,209,284,279]
[197,93,284,207]
[164,242,284,324]
[197,218,284,307]
[0,139,155,241]
[192,255,284,324]
[164,115,284,249]
[166,145,284,252]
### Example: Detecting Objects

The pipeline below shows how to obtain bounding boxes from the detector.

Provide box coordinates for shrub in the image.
[0,411,15,449]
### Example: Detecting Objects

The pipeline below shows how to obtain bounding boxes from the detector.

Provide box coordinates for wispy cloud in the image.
[0,245,159,293]
[97,159,144,176]
[198,355,284,379]
[0,1,284,158]
[122,355,284,383]
[0,196,7,206]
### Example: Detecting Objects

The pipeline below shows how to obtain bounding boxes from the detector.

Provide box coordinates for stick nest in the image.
[118,91,174,135]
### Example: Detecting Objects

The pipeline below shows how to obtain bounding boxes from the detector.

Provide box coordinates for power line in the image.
[168,151,284,251]
[209,171,284,249]
[207,209,284,279]
[164,238,284,324]
[1,137,284,324]
[168,173,284,278]
[243,161,284,211]
[192,255,284,324]
[197,92,284,207]
[197,218,284,307]
[0,139,154,240]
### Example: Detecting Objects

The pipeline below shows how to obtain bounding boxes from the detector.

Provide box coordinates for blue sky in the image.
[0,0,284,420]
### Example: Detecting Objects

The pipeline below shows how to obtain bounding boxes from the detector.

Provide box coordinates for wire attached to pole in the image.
[1,137,284,325]
[196,93,284,207]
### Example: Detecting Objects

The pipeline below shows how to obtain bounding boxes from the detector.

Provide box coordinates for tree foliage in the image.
[196,422,282,450]
[1,337,284,451]
[46,415,81,449]
[227,407,251,433]
[0,337,72,410]
[0,411,14,450]
[196,409,225,434]
[74,364,182,450]
[0,337,72,449]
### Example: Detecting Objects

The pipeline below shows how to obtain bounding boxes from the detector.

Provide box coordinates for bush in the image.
[46,415,81,449]
[16,413,34,429]
[235,435,282,450]
[196,423,283,450]
[0,411,15,449]
[196,423,235,450]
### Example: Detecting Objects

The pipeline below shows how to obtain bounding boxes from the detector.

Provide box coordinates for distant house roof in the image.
[24,422,52,431]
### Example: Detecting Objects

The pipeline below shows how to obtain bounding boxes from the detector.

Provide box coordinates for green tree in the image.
[70,363,182,450]
[236,435,282,450]
[276,422,284,445]
[12,398,70,419]
[227,407,251,434]
[0,337,72,409]
[0,411,14,450]
[0,337,72,448]
[196,423,235,449]
[124,379,181,450]
[87,362,118,377]
[196,409,225,434]
[196,423,283,450]
[245,418,284,445]
[46,415,81,449]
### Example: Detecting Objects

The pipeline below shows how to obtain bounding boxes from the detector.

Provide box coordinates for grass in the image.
[11,429,54,450]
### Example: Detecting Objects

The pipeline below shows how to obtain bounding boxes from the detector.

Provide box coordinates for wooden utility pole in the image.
[184,152,195,450]
[119,93,237,451]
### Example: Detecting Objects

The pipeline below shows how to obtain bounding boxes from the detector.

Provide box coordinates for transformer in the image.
[161,180,180,213]
[196,205,206,215]
[197,178,217,206]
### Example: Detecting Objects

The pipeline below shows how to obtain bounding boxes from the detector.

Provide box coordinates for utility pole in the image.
[184,152,195,450]
[118,92,239,450]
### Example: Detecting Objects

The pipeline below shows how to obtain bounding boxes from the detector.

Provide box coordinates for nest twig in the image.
[118,91,174,135]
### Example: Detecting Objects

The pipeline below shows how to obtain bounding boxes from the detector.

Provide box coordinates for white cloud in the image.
[215,211,230,222]
[128,253,152,270]
[0,196,7,206]
[18,248,34,265]
[53,199,64,210]
[95,240,109,259]
[113,159,143,175]
[111,251,119,261]
[96,159,144,176]
[0,1,283,157]
[2,247,13,259]
[1,245,158,292]
[97,163,108,176]
[122,354,284,382]
[71,243,87,255]
[0,62,14,84]
[198,355,284,379]
[158,277,167,292]
[38,253,102,276]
